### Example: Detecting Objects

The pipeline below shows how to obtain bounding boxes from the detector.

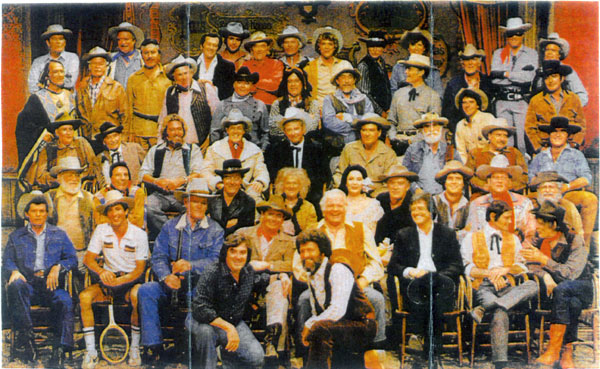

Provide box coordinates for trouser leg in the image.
[186,316,221,369]
[295,289,311,357]
[221,321,264,369]
[51,289,75,348]
[7,279,34,329]
[564,190,598,246]
[138,282,169,346]
[490,307,509,363]
[495,280,537,311]
[551,279,594,343]
[364,286,387,343]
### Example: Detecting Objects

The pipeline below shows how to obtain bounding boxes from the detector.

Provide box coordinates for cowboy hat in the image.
[50,156,85,178]
[41,24,72,40]
[219,22,250,40]
[243,31,273,52]
[359,30,388,47]
[95,122,124,142]
[400,27,432,50]
[413,112,448,129]
[48,111,82,133]
[165,54,198,80]
[532,200,566,225]
[214,159,250,177]
[96,190,135,215]
[476,154,523,179]
[499,17,532,33]
[482,118,516,139]
[234,66,259,84]
[538,116,581,135]
[529,171,569,191]
[256,194,291,219]
[16,190,51,220]
[330,68,361,86]
[400,54,435,70]
[539,32,570,59]
[379,165,419,183]
[313,26,344,53]
[82,46,111,62]
[458,44,485,59]
[174,178,217,202]
[352,113,391,130]
[108,22,145,48]
[541,60,572,77]
[455,87,489,111]
[221,108,253,132]
[277,107,310,131]
[435,160,474,184]
[277,25,307,48]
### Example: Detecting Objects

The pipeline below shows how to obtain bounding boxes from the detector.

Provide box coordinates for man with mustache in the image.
[402,113,460,195]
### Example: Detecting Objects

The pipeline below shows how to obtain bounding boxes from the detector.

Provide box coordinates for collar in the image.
[232,92,251,102]
[317,218,354,230]
[317,56,340,66]
[484,222,503,238]
[198,53,217,66]
[416,224,433,237]
[175,214,210,231]
[441,192,468,208]
[27,222,47,236]
[334,88,364,102]
[308,256,329,279]
[290,140,304,149]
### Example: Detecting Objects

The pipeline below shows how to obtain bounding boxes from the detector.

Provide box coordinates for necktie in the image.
[511,55,517,71]
[292,146,301,168]
[490,234,502,254]
[408,88,419,102]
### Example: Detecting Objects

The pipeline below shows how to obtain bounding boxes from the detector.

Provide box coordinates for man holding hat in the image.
[357,30,392,116]
[242,31,284,106]
[490,17,538,154]
[403,112,460,195]
[442,44,495,135]
[454,87,494,163]
[208,159,256,236]
[4,191,77,366]
[333,113,396,196]
[277,25,311,69]
[528,116,596,246]
[28,24,79,93]
[322,68,374,144]
[137,178,224,366]
[79,190,149,368]
[197,32,236,101]
[466,118,528,197]
[525,60,585,154]
[219,22,250,70]
[210,67,269,149]
[77,46,129,140]
[433,160,473,236]
[107,22,145,88]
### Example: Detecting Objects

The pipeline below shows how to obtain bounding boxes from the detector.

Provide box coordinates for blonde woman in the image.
[274,167,317,235]
[339,165,384,233]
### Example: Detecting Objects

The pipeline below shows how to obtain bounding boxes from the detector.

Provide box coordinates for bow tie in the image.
[175,84,190,93]
[291,146,301,151]
[408,88,419,102]
[490,234,502,253]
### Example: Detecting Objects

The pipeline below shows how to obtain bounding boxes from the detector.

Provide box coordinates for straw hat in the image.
[96,190,135,215]
[379,165,419,183]
[352,113,391,130]
[435,160,474,184]
[476,154,523,179]
[313,26,344,53]
[482,118,516,139]
[165,55,198,80]
[244,31,273,51]
[108,22,145,48]
[413,112,448,129]
[455,87,489,111]
[49,156,84,178]
[256,194,291,219]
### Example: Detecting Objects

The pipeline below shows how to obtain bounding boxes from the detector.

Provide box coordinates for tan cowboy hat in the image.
[529,171,569,191]
[458,44,485,59]
[330,68,361,86]
[108,22,145,48]
[17,190,52,220]
[165,54,198,80]
[400,53,435,70]
[313,26,344,53]
[476,154,523,179]
[48,111,83,134]
[174,178,217,202]
[400,27,432,50]
[256,194,291,219]
[379,165,418,183]
[413,112,448,129]
[243,31,274,52]
[96,190,135,215]
[277,25,307,48]
[50,156,85,178]
[277,107,310,131]
[219,22,250,40]
[481,118,516,139]
[435,160,474,184]
[41,24,72,40]
[221,108,253,132]
[454,87,489,111]
[499,17,532,33]
[352,113,391,130]
[82,46,111,62]
[539,32,570,59]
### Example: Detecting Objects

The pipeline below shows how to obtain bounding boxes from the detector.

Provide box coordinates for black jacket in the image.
[374,191,414,244]
[208,190,256,236]
[212,54,236,100]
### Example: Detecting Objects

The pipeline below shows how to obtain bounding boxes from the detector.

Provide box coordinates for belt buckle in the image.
[34,270,44,278]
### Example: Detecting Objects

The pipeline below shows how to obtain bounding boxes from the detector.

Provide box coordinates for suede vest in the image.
[47,189,94,250]
[471,230,516,289]
[320,222,365,277]
[329,95,366,116]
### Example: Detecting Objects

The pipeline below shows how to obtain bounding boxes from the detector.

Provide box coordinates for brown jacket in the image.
[466,145,528,194]
[236,225,295,272]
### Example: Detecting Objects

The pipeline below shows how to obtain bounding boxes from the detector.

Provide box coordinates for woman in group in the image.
[273,167,317,235]
[338,165,383,233]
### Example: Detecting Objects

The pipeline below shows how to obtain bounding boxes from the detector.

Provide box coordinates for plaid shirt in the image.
[88,75,106,107]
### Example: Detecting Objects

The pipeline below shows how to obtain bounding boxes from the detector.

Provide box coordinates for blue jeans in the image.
[186,316,264,369]
[146,192,185,240]
[551,279,594,343]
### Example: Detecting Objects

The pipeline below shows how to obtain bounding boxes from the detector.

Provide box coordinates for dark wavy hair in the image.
[276,67,312,99]
[486,200,511,222]
[339,165,368,195]
[200,33,223,50]
[315,32,339,56]
[296,229,332,257]
[219,233,252,264]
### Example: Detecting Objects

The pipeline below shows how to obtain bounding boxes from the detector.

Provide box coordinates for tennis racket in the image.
[99,296,130,364]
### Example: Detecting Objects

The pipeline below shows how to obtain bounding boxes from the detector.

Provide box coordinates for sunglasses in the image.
[507,32,524,37]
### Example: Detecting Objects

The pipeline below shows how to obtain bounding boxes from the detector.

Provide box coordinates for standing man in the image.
[125,38,172,149]
[242,32,284,106]
[94,122,145,187]
[277,25,311,69]
[197,33,236,100]
[219,22,250,70]
[28,24,79,93]
[107,22,145,88]
[357,30,392,117]
[491,17,538,154]
[4,191,77,366]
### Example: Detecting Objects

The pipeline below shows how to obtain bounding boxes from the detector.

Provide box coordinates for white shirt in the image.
[290,140,304,168]
[102,145,124,186]
[403,225,437,278]
[87,222,149,273]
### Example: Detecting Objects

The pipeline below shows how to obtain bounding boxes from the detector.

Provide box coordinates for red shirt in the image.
[242,57,284,105]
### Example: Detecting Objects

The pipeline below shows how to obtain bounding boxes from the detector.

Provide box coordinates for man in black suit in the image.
[387,191,464,366]
[196,33,236,100]
[264,107,330,215]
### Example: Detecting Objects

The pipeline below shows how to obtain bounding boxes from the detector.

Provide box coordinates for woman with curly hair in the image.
[274,167,317,235]
[339,165,384,233]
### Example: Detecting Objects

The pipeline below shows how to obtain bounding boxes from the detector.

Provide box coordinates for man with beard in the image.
[277,25,311,69]
[219,22,250,71]
[94,122,145,187]
[107,22,144,88]
[125,38,172,149]
[432,160,473,237]
[197,33,235,100]
[242,32,284,106]
[356,31,392,117]
[403,113,460,195]
[140,114,208,240]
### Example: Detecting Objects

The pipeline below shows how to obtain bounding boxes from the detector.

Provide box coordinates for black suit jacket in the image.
[208,190,256,236]
[212,54,235,100]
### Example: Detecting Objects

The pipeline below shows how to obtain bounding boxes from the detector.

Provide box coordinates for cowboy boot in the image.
[21,331,37,364]
[265,323,282,359]
[537,324,567,365]
[364,349,384,369]
[560,343,575,369]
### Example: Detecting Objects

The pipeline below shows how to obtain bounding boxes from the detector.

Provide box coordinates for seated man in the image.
[528,116,596,246]
[4,191,77,366]
[235,195,295,358]
[433,160,473,237]
[454,87,494,163]
[403,113,461,195]
[297,229,377,369]
[138,178,224,366]
[387,192,463,364]
[461,200,537,369]
[208,159,256,236]
[79,191,149,369]
[187,234,270,369]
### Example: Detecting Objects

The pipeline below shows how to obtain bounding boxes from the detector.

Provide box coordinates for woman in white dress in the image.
[338,164,384,233]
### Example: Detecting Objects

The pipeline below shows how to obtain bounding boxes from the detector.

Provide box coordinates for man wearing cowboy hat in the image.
[528,116,596,246]
[466,154,536,242]
[532,32,588,106]
[304,26,353,105]
[210,67,269,149]
[205,109,270,202]
[208,159,256,236]
[433,160,473,236]
[125,38,172,149]
[525,60,586,155]
[277,25,311,69]
[80,190,149,368]
[403,113,460,195]
[4,191,77,366]
[219,22,250,70]
[242,31,284,106]
[466,118,528,197]
[390,26,444,97]
[356,30,392,116]
[77,46,129,140]
[28,24,79,93]
[442,44,495,135]
[94,121,145,187]
[333,113,396,196]
[197,32,236,101]
[387,191,463,366]
[137,178,224,366]
[454,87,495,163]
[322,67,375,144]
[157,54,217,149]
[389,54,442,138]
[107,22,145,88]
[491,17,539,154]
[235,195,295,358]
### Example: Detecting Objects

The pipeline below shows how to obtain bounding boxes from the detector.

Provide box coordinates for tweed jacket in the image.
[235,225,295,272]
[77,76,129,139]
[95,141,146,187]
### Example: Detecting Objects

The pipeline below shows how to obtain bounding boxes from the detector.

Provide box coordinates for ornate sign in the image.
[433,36,449,76]
[353,1,427,38]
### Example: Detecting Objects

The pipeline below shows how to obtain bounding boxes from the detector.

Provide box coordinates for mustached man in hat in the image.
[242,31,284,106]
[219,22,250,70]
[137,178,224,366]
[277,25,311,69]
[442,44,495,136]
[525,60,585,155]
[28,24,79,93]
[528,116,596,246]
[210,67,269,149]
[490,17,538,154]
[356,30,392,117]
[107,22,145,88]
[454,87,495,163]
[4,191,77,366]
[433,160,473,236]
[197,32,236,100]
[80,190,149,369]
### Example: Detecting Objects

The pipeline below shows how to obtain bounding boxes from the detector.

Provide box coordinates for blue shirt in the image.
[390,62,444,97]
[403,139,462,194]
[529,146,592,183]
[28,223,47,271]
[110,50,143,88]
[28,51,80,93]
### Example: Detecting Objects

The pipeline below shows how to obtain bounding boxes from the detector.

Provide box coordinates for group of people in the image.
[5,14,597,369]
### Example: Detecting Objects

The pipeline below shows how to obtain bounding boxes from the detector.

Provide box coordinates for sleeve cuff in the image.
[403,267,415,279]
